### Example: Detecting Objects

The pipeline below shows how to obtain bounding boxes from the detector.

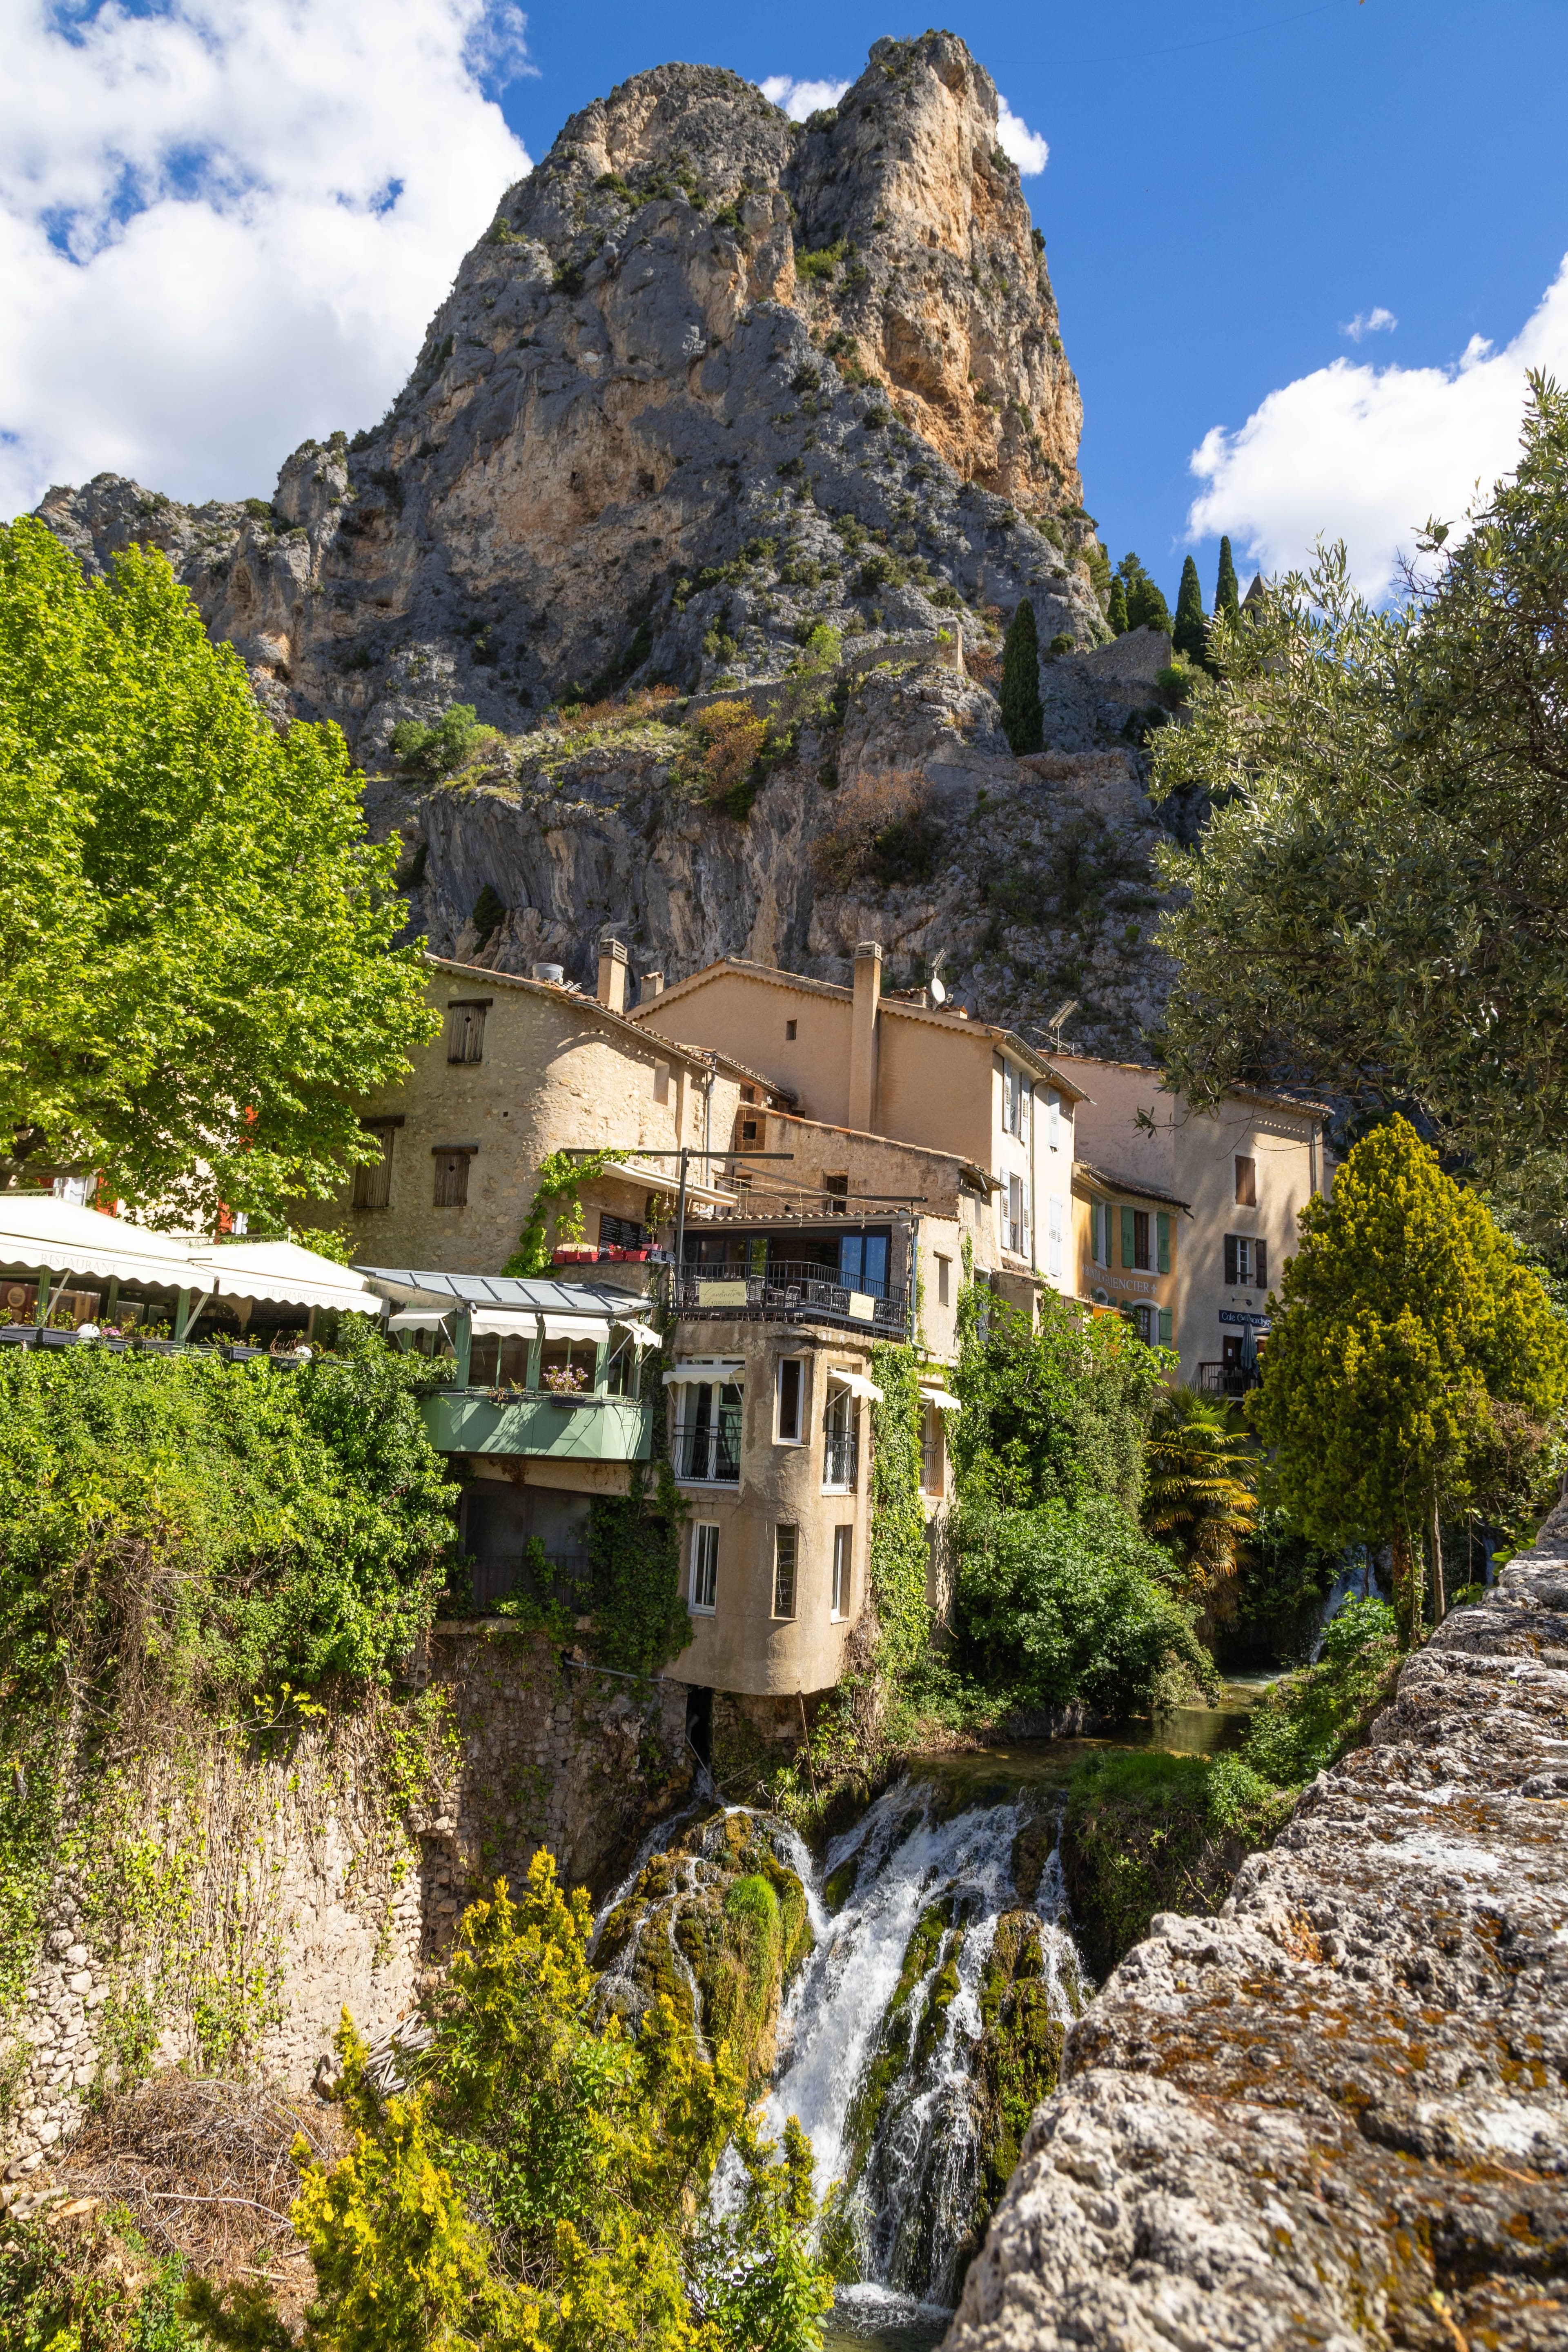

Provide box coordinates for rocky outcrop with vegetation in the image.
[945,1506,1568,2352]
[34,32,1190,1057]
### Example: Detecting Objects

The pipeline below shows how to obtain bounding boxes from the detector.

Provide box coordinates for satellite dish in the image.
[929,948,949,1004]
[930,975,947,1004]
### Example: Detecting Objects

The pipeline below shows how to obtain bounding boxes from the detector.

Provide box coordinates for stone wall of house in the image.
[0,1624,691,2201]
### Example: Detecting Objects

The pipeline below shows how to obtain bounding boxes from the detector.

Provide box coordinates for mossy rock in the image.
[1009,1812,1058,1907]
[971,1907,1071,2230]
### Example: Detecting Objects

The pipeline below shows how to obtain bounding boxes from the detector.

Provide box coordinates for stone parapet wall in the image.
[2,1624,690,2197]
[947,1505,1568,2351]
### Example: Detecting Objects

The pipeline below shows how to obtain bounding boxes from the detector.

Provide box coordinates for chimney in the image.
[596,936,629,1014]
[641,970,665,1001]
[848,940,882,1131]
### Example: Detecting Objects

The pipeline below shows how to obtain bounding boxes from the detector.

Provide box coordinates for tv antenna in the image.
[929,949,949,1006]
[1033,998,1080,1053]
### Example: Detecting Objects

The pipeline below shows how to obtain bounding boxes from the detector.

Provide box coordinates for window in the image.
[838,1232,889,1294]
[831,1526,852,1619]
[1235,1155,1257,1207]
[690,1524,719,1614]
[444,999,490,1063]
[1131,1303,1155,1342]
[922,1402,945,1495]
[1045,1089,1062,1151]
[1121,1207,1152,1272]
[776,1357,805,1443]
[824,1173,849,1216]
[935,1253,951,1307]
[1006,1174,1027,1256]
[786,1019,798,1040]
[823,1382,857,1489]
[1047,1195,1065,1280]
[352,1123,397,1212]
[741,1120,758,1142]
[433,1147,474,1208]
[672,1383,742,1483]
[999,1059,1030,1140]
[654,1063,671,1104]
[1225,1235,1268,1289]
[773,1526,797,1619]
[741,1085,755,1104]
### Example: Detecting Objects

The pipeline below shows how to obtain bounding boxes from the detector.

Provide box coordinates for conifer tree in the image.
[998,596,1044,753]
[1214,534,1240,621]
[1117,553,1172,636]
[1173,555,1206,664]
[1107,574,1129,635]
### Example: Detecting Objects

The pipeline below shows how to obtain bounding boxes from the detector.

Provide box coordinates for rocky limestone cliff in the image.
[945,1506,1568,2352]
[37,31,1188,1056]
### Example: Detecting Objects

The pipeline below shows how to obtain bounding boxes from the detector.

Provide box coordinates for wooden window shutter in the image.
[1224,1234,1238,1285]
[1120,1206,1135,1269]
[1256,1239,1268,1290]
[1157,1212,1171,1274]
[1158,1308,1173,1346]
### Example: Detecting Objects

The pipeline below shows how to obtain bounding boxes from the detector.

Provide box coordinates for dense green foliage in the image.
[1150,379,1568,1171]
[951,1496,1217,1718]
[951,1285,1164,1517]
[1172,555,1206,666]
[1241,1596,1400,1785]
[997,598,1043,755]
[1062,1747,1286,1977]
[390,702,490,780]
[503,1147,621,1277]
[1106,575,1129,635]
[1214,535,1240,621]
[1141,1386,1257,1610]
[1114,553,1172,635]
[193,1856,833,2352]
[1252,1116,1568,1639]
[0,517,434,1221]
[585,1459,690,1676]
[1,2209,198,2352]
[868,1344,933,1682]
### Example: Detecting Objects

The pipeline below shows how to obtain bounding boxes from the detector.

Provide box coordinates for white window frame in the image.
[689,1523,719,1614]
[935,1252,951,1308]
[831,1525,852,1620]
[1047,1194,1065,1281]
[1045,1089,1062,1152]
[775,1355,807,1445]
[773,1524,798,1619]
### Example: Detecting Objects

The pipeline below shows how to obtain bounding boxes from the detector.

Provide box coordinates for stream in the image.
[598,1684,1266,2352]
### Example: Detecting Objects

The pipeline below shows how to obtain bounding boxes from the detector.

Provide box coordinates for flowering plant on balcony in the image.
[542,1363,588,1395]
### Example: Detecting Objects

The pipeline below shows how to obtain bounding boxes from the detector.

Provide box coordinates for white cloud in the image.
[760,76,850,122]
[1188,256,1568,598]
[0,0,533,520]
[995,98,1049,177]
[1343,305,1397,341]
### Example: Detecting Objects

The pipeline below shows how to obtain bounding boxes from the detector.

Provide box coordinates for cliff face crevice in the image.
[945,1508,1568,2352]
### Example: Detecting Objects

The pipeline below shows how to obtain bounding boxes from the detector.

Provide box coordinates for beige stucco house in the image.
[1065,1056,1330,1391]
[312,943,788,1273]
[628,947,1087,1305]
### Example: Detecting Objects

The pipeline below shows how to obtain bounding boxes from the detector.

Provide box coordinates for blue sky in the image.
[5,0,1567,606]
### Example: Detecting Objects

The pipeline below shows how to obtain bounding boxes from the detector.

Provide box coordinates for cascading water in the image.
[758,1773,1087,2324]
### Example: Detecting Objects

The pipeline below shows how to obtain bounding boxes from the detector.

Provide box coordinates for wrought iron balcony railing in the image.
[675,1262,907,1336]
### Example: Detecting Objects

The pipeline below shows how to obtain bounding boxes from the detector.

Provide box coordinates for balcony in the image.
[671,1418,742,1485]
[675,1261,908,1338]
[822,1430,859,1490]
[421,1390,653,1463]
[1197,1362,1259,1399]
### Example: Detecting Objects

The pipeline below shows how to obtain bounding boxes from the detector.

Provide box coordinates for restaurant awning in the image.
[186,1238,383,1316]
[829,1368,884,1403]
[0,1201,379,1313]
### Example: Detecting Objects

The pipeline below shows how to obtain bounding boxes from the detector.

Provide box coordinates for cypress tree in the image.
[998,597,1044,754]
[1173,555,1205,664]
[1126,572,1172,636]
[1214,535,1240,621]
[1107,574,1129,635]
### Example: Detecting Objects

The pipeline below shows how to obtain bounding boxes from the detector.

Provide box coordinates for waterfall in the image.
[758,1773,1087,2317]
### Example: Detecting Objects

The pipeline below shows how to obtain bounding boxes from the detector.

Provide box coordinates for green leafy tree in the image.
[0,518,434,1221]
[1172,555,1207,666]
[1149,379,1568,1172]
[193,1854,833,2352]
[1106,574,1129,635]
[390,703,490,780]
[1214,535,1240,621]
[1116,554,1172,636]
[998,597,1044,754]
[1250,1116,1568,1643]
[952,1284,1166,1517]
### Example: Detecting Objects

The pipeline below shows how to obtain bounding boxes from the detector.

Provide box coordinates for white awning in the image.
[540,1312,611,1342]
[187,1238,383,1316]
[614,1319,662,1350]
[470,1309,541,1339]
[0,1199,196,1290]
[663,1357,745,1386]
[389,1309,451,1333]
[603,1159,737,1208]
[829,1368,884,1403]
[920,1382,963,1412]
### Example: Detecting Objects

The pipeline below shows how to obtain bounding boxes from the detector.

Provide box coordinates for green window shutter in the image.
[1158,1308,1173,1346]
[1120,1206,1135,1268]
[1157,1212,1170,1274]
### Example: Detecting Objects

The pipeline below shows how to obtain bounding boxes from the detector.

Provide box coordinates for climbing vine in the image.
[868,1342,933,1682]
[585,1341,689,1673]
[502,1147,618,1275]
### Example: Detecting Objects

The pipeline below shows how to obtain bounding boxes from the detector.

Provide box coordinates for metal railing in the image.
[1197,1362,1258,1398]
[822,1430,859,1489]
[671,1419,742,1484]
[676,1263,906,1335]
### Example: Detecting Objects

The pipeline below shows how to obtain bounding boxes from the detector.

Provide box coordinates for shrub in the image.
[811,768,933,891]
[1241,1596,1400,1785]
[1063,1747,1287,1975]
[795,241,847,283]
[390,703,488,779]
[1049,631,1075,656]
[680,699,769,817]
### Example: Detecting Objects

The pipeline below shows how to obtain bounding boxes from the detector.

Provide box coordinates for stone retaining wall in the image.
[946,1505,1568,2351]
[1,1625,689,2196]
